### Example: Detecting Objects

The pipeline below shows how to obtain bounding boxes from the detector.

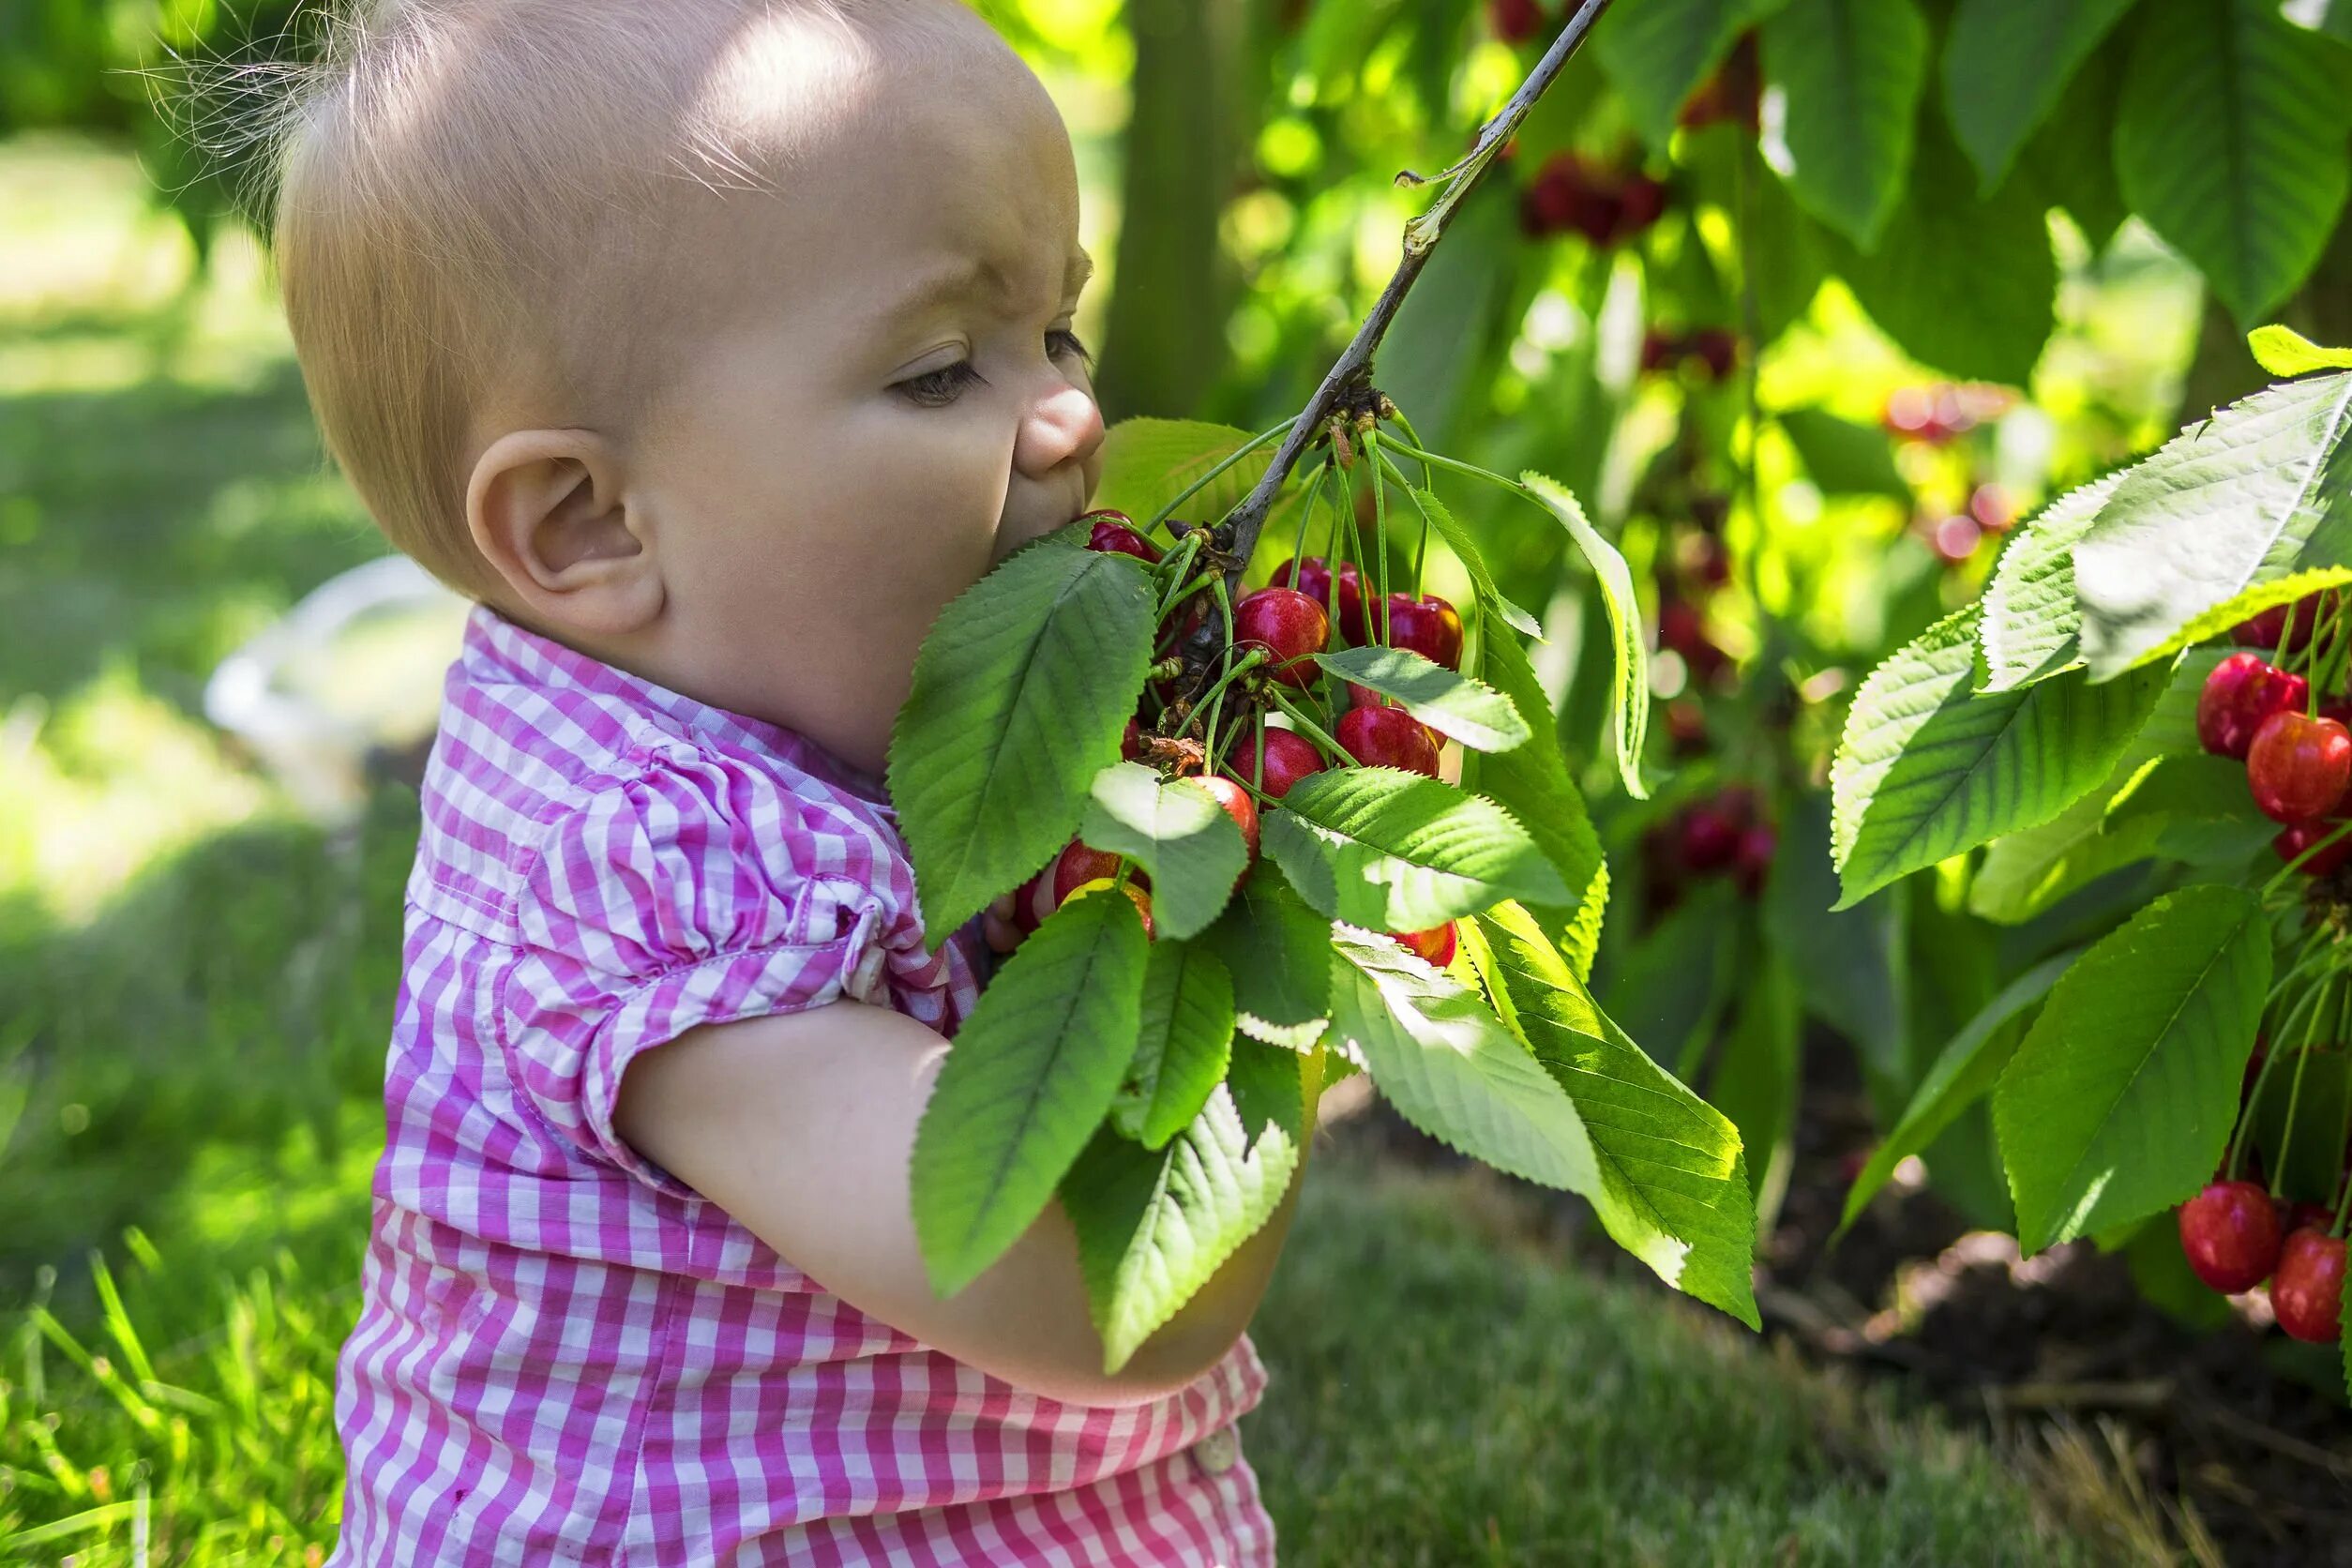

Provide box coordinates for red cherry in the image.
[1666,700,1709,757]
[1233,587,1331,688]
[1011,868,1049,933]
[1191,776,1260,864]
[1930,515,1983,565]
[1639,328,1681,374]
[2197,653,2308,760]
[1395,923,1457,968]
[1337,705,1442,777]
[1684,327,1738,383]
[1488,0,1545,44]
[1050,840,1125,907]
[2231,592,2330,653]
[1272,556,1366,645]
[2247,710,2352,823]
[2284,1201,2335,1235]
[1225,727,1328,800]
[1967,484,2016,535]
[1084,512,1161,563]
[2177,1181,2284,1294]
[1519,154,1623,246]
[1732,822,1777,897]
[1345,682,1395,710]
[2273,818,2352,876]
[2271,1228,2346,1342]
[1379,592,1465,671]
[1611,173,1667,242]
[1678,806,1741,873]
[1122,717,1146,761]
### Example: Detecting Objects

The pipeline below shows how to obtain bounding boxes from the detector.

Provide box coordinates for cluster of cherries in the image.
[1922,482,2018,567]
[2194,595,2352,875]
[1646,785,1776,908]
[1880,384,2006,446]
[1008,510,1467,970]
[2178,1170,2346,1342]
[1519,152,1668,249]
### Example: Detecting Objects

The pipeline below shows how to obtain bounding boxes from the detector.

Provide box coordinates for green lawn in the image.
[0,136,2111,1566]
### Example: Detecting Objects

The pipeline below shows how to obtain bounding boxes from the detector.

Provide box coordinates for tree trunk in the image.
[1093,0,1259,421]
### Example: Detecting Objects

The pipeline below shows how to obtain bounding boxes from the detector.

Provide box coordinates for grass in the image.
[0,134,2111,1565]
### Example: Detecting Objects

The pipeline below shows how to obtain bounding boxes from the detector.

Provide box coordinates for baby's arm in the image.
[614,999,1308,1409]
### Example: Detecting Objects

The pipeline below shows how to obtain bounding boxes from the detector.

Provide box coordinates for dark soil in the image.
[1332,1047,2352,1567]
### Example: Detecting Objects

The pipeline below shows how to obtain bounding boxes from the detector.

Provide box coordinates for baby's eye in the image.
[895,360,987,408]
[1048,328,1093,366]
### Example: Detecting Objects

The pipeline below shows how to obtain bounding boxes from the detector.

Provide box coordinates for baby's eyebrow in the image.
[882,249,1095,328]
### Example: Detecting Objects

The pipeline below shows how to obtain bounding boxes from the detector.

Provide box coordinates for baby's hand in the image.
[982,893,1025,956]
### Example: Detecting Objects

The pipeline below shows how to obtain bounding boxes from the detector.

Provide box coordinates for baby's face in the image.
[634,40,1102,775]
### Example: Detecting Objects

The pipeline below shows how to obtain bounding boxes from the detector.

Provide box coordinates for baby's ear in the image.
[466,430,664,638]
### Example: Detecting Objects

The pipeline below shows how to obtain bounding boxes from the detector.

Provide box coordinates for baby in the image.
[272,2,1301,1560]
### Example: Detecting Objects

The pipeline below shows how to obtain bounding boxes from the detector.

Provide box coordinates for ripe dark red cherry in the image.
[1519,153,1626,247]
[2197,653,2307,760]
[1233,587,1331,687]
[1337,705,1441,777]
[1678,807,1741,873]
[1685,327,1738,383]
[1380,593,1465,671]
[2232,593,2329,653]
[1272,556,1366,645]
[1050,840,1125,907]
[1122,717,1146,761]
[1488,0,1544,44]
[2274,817,2352,876]
[2247,710,2352,823]
[2176,1181,2284,1294]
[1192,776,1260,864]
[1226,728,1328,800]
[2271,1228,2346,1343]
[1731,823,1777,897]
[1395,923,1457,968]
[1011,868,1050,932]
[1083,512,1161,563]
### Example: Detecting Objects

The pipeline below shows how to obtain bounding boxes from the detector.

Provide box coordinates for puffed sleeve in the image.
[499,740,935,1192]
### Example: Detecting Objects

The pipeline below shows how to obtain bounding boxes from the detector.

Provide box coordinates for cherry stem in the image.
[1377,451,1440,599]
[1262,685,1347,761]
[1367,428,1394,642]
[1286,460,1332,583]
[1146,419,1291,535]
[1151,535,1205,623]
[1214,0,1617,588]
[2271,972,2335,1199]
[1193,649,1266,746]
[1383,438,1532,505]
[1199,580,1243,755]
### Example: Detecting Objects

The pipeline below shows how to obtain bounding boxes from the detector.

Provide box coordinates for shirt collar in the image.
[460,605,897,814]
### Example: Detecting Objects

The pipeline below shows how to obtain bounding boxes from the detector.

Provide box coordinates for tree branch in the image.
[1212,0,1619,590]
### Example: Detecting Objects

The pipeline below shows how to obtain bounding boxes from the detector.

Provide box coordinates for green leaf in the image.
[1832,608,2170,907]
[1828,107,2057,385]
[1200,860,1332,1048]
[1766,794,1907,1099]
[2249,1048,2352,1202]
[1776,406,1907,500]
[2104,753,2278,866]
[1993,885,2270,1253]
[1522,473,1649,799]
[1379,183,1517,450]
[1475,627,1610,980]
[1328,929,1601,1194]
[1466,903,1760,1328]
[1062,1079,1303,1373]
[2072,371,2352,679]
[2250,324,2352,379]
[1747,156,1831,344]
[911,885,1150,1296]
[2115,0,2352,325]
[1078,763,1250,941]
[1968,649,2224,923]
[1109,941,1236,1150]
[889,533,1155,945]
[1596,0,1786,154]
[1759,0,1928,249]
[1978,471,2130,691]
[1261,768,1571,931]
[1410,488,1543,638]
[1090,418,1259,523]
[2282,0,2352,42]
[1942,0,2138,190]
[1313,646,1530,753]
[1227,1035,1307,1152]
[2018,42,2129,250]
[1838,949,2078,1233]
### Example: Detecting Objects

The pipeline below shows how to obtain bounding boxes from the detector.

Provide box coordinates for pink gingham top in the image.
[331,607,1274,1566]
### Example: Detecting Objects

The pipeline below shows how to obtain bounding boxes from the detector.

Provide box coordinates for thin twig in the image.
[1200,0,1619,639]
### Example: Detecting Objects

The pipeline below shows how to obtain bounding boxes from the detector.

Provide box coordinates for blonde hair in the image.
[266,0,977,596]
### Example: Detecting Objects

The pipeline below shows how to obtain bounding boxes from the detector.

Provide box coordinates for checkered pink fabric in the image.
[330,606,1274,1566]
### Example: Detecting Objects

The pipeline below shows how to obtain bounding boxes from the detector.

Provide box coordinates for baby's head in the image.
[276,0,1104,770]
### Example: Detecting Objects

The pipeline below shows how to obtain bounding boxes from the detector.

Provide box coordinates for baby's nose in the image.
[1014,381,1105,480]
